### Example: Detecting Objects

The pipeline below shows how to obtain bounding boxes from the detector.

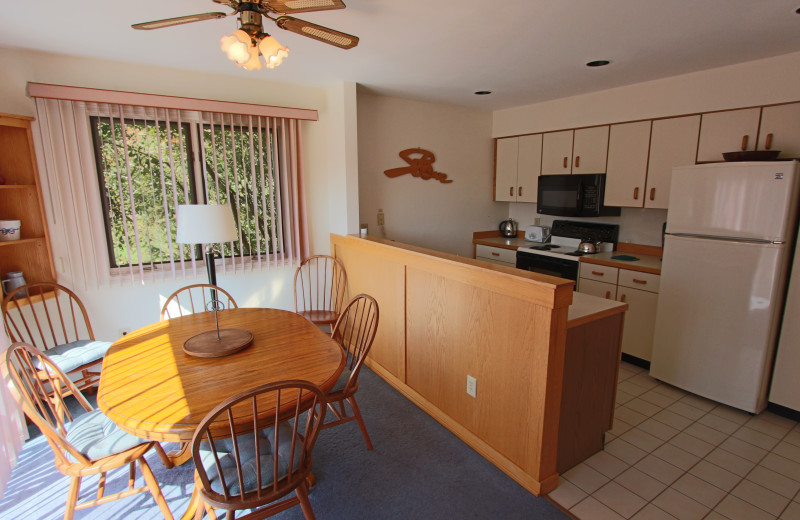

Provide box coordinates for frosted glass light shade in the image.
[221,30,252,65]
[259,36,289,69]
[176,204,238,244]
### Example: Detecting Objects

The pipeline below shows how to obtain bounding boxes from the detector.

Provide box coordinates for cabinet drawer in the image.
[577,278,617,300]
[618,269,660,293]
[476,244,517,265]
[579,263,619,283]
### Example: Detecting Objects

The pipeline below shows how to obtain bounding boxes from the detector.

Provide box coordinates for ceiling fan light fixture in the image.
[258,35,290,69]
[221,29,253,65]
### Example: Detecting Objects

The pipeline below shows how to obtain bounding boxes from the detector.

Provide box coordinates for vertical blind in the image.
[31,95,309,289]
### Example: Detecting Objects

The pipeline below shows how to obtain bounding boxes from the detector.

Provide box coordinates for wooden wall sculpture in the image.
[384,148,452,184]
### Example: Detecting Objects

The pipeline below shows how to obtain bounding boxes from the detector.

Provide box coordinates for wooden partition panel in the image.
[333,240,407,381]
[406,267,565,474]
[331,234,579,495]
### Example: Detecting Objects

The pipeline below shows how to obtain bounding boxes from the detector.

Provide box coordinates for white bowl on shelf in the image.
[0,220,21,241]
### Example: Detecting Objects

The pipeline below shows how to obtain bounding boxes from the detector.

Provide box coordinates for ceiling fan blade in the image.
[275,16,358,49]
[212,0,240,9]
[132,12,228,30]
[264,0,346,14]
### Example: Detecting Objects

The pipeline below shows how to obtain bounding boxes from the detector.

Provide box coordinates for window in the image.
[88,108,292,277]
[30,90,310,288]
[91,117,197,268]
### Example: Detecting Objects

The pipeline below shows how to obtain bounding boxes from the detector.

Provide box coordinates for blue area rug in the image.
[0,367,569,519]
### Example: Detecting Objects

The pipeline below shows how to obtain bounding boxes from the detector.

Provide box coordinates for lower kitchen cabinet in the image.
[475,244,517,268]
[578,263,660,362]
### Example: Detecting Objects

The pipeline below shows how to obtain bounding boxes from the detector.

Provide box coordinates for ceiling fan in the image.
[132,0,359,70]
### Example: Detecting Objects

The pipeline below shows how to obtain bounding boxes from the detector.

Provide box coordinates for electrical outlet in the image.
[466,375,477,398]
[377,210,385,226]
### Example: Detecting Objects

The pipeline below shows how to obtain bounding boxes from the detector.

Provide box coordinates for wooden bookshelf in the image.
[0,113,56,291]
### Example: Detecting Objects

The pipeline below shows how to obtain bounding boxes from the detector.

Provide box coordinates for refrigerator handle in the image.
[667,232,779,245]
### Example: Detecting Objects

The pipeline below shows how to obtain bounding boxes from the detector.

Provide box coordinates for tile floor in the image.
[547,360,800,520]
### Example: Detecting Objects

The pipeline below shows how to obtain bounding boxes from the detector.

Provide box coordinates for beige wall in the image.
[0,47,357,339]
[493,51,800,137]
[357,91,507,257]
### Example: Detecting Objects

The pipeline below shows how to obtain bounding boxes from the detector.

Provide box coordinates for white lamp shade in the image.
[176,204,238,244]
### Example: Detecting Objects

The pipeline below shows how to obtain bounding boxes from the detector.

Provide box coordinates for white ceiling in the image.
[2,0,800,111]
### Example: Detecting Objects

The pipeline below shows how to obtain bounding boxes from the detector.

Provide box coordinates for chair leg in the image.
[348,396,373,450]
[138,456,175,520]
[154,441,175,469]
[64,476,81,520]
[295,482,316,520]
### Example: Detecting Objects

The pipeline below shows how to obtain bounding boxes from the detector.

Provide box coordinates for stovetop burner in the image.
[531,244,562,251]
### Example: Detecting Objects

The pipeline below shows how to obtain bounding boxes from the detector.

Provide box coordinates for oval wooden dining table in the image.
[97,307,345,518]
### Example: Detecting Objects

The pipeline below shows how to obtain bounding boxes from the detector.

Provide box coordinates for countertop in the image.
[473,235,533,250]
[579,249,662,275]
[472,231,662,275]
[567,291,628,329]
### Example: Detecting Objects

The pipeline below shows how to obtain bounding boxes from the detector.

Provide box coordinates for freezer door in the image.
[667,162,800,242]
[649,234,789,413]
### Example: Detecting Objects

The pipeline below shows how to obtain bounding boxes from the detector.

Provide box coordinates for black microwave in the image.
[537,173,620,217]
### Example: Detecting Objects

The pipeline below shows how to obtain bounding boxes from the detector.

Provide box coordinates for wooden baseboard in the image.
[364,358,558,496]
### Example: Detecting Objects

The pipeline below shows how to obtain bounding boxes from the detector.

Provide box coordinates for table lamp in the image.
[176,203,238,287]
[176,204,252,356]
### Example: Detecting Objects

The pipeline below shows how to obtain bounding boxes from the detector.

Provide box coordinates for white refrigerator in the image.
[650,161,800,414]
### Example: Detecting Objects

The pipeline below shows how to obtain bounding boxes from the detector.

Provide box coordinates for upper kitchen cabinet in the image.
[494,134,542,203]
[696,107,760,163]
[757,102,800,159]
[604,121,652,207]
[644,115,701,209]
[541,126,609,175]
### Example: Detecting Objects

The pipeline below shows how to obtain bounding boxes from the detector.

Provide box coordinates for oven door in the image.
[515,250,579,288]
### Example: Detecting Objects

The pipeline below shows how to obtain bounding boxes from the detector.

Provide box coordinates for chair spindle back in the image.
[331,294,379,393]
[2,283,94,351]
[191,380,326,511]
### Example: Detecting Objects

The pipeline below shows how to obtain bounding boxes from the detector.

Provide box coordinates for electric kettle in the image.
[499,218,517,238]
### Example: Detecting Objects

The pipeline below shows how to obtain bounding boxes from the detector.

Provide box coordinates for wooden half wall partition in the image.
[331,233,577,495]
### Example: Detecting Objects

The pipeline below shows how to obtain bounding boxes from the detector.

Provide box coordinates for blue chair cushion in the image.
[199,423,304,496]
[64,410,148,461]
[330,366,352,393]
[42,340,112,374]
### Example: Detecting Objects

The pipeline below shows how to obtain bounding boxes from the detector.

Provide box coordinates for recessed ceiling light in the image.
[474,90,492,95]
[796,7,800,13]
[586,60,611,67]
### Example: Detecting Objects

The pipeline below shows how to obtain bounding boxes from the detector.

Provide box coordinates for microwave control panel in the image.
[583,185,599,210]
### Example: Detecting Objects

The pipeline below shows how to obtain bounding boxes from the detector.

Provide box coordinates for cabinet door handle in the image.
[633,187,640,200]
[649,187,655,201]
[491,252,500,256]
[591,271,604,276]
[575,155,580,168]
[563,157,568,169]
[509,187,514,196]
[633,279,647,285]
[605,290,611,299]
[620,294,627,303]
[765,133,774,150]
[518,186,522,197]
[741,135,749,151]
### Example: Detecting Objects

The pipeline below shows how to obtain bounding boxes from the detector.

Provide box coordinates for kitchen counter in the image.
[473,234,538,250]
[473,231,662,275]
[568,290,628,328]
[580,244,662,275]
